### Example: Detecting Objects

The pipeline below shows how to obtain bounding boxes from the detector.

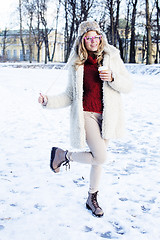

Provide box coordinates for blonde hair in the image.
[75,31,104,67]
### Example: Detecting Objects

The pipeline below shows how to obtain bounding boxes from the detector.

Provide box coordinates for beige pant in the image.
[69,111,109,193]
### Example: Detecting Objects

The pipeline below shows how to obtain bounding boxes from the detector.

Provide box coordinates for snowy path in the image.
[0,66,160,240]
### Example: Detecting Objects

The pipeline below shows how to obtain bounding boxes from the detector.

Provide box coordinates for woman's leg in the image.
[72,111,109,217]
[89,165,102,193]
[50,112,108,181]
[50,111,108,217]
[70,112,108,164]
[69,111,109,192]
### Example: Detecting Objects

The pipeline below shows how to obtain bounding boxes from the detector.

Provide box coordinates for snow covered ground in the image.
[0,63,160,240]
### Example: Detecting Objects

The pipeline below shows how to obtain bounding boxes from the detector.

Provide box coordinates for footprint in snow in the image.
[73,177,86,187]
[110,221,125,235]
[0,225,5,230]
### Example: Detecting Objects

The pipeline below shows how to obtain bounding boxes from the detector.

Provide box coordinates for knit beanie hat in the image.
[78,21,101,37]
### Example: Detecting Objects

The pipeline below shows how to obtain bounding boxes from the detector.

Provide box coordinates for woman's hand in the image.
[99,70,114,82]
[38,93,48,106]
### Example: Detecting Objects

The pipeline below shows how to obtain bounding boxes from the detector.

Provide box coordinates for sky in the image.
[0,0,126,31]
[0,0,18,30]
[0,0,59,31]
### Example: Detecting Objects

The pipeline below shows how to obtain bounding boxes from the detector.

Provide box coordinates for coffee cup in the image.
[98,66,108,73]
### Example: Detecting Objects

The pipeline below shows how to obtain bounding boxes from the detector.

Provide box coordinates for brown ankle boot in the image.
[50,147,70,173]
[86,191,104,217]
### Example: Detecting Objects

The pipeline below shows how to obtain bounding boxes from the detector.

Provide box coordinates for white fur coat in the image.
[45,45,132,149]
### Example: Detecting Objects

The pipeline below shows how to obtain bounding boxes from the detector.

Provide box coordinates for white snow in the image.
[0,63,160,240]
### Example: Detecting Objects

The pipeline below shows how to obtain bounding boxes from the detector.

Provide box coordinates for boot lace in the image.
[62,151,70,171]
[63,159,70,171]
[91,192,100,209]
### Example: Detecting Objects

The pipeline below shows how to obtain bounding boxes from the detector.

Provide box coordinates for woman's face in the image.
[84,31,101,53]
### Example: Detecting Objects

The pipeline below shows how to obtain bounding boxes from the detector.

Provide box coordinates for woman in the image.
[38,21,132,217]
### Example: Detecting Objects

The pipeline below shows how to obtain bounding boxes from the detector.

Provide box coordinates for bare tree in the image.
[124,0,131,62]
[145,0,152,64]
[2,28,8,61]
[63,0,95,62]
[12,0,158,64]
[114,0,121,46]
[98,2,108,31]
[31,0,44,62]
[50,0,61,62]
[19,0,26,61]
[155,0,159,63]
[99,0,121,47]
[103,0,115,44]
[29,11,34,63]
[142,34,146,63]
[39,0,53,64]
[64,0,76,62]
[109,0,115,44]
[129,0,138,63]
[23,0,36,63]
[80,0,94,21]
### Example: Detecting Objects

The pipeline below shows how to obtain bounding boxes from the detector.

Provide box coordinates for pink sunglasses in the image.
[84,35,102,42]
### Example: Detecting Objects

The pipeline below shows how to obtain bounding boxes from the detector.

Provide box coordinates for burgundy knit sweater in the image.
[83,56,103,114]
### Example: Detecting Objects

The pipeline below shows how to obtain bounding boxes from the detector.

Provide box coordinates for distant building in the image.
[0,29,64,62]
[133,32,160,64]
[0,27,159,64]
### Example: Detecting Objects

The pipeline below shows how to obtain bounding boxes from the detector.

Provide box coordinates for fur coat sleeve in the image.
[103,45,133,94]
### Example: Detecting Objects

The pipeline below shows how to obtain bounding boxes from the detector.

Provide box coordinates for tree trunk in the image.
[110,0,114,45]
[155,0,159,64]
[124,0,130,63]
[64,0,76,62]
[2,28,7,61]
[37,0,42,62]
[51,0,61,62]
[64,0,69,62]
[117,30,124,60]
[19,0,26,61]
[129,0,138,63]
[114,0,121,46]
[44,33,48,64]
[142,35,146,63]
[39,0,52,64]
[29,12,33,63]
[146,0,152,64]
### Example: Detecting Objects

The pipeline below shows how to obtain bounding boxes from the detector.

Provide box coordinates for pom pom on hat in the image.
[78,21,101,37]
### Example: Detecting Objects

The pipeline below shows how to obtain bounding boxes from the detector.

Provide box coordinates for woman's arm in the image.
[108,53,133,94]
